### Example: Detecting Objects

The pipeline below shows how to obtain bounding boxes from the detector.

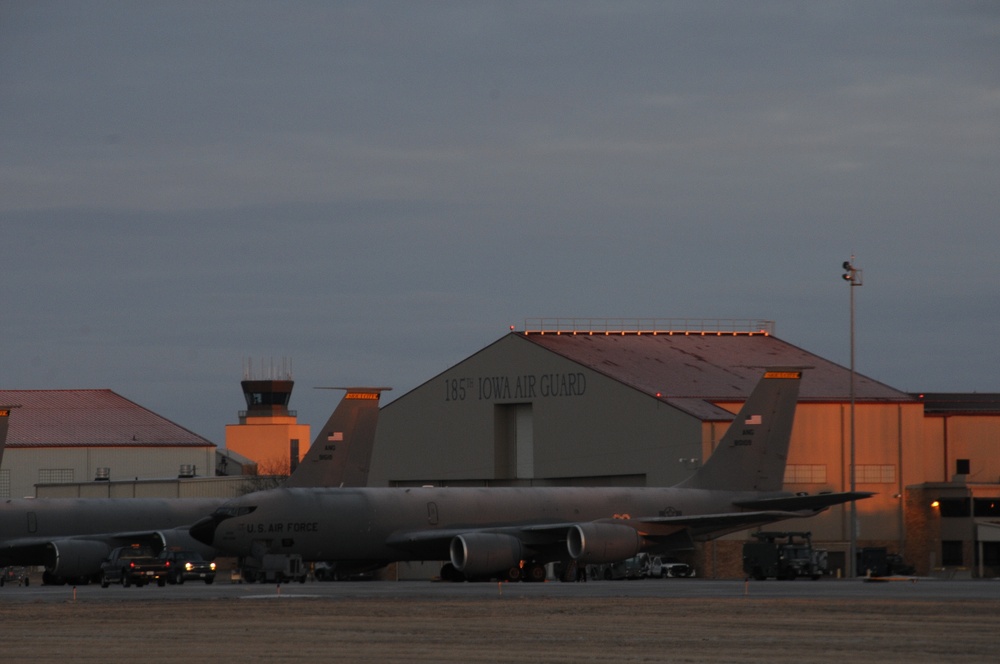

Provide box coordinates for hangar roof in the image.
[516,329,913,420]
[0,389,214,448]
[914,393,1000,415]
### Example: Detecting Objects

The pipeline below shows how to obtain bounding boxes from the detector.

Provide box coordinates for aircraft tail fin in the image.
[284,387,389,489]
[677,369,804,493]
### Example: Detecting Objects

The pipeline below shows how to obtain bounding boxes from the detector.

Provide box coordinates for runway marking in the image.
[239,594,324,600]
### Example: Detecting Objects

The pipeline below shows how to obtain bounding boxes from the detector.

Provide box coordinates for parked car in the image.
[650,556,695,578]
[158,549,216,585]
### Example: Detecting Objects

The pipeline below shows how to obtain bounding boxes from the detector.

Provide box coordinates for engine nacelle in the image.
[566,522,641,564]
[46,539,113,578]
[449,533,523,577]
[155,528,219,560]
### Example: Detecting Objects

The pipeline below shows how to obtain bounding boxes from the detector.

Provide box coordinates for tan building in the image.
[371,319,1000,578]
[905,394,1000,577]
[225,380,311,476]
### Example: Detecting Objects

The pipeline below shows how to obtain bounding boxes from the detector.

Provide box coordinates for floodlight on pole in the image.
[842,257,862,576]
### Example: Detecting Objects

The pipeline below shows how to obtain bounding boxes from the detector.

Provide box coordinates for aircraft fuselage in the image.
[205,485,778,563]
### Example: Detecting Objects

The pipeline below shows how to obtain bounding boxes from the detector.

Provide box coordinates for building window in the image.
[289,439,300,474]
[983,542,1000,568]
[0,469,9,498]
[784,464,827,484]
[38,468,75,484]
[941,498,1000,518]
[974,499,1000,517]
[941,540,964,567]
[855,464,896,484]
[956,459,970,475]
[939,498,970,517]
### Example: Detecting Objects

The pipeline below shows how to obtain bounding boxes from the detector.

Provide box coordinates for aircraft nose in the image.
[189,514,224,545]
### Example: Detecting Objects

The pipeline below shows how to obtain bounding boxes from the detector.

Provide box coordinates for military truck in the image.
[240,554,308,584]
[742,531,828,580]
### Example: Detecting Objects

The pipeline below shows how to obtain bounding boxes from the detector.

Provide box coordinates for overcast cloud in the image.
[2,1,999,444]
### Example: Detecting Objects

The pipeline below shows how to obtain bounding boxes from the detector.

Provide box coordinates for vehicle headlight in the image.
[209,562,216,571]
[185,562,194,571]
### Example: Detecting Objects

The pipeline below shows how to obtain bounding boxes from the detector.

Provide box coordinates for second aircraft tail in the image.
[677,369,804,493]
[284,387,389,489]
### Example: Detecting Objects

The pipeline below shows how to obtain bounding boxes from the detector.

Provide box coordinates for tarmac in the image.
[2,574,998,604]
[2,577,998,663]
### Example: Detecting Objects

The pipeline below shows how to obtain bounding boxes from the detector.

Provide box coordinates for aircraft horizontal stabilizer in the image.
[732,491,874,513]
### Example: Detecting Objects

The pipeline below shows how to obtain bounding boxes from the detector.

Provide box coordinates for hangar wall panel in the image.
[371,335,703,488]
[922,414,1000,484]
[4,446,215,499]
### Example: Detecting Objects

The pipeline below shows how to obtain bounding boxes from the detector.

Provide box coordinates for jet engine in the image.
[45,539,113,579]
[449,532,523,577]
[566,522,641,564]
[155,528,219,560]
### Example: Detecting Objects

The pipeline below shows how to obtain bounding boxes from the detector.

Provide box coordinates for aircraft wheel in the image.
[42,571,65,586]
[525,564,546,583]
[500,566,521,582]
[439,563,462,582]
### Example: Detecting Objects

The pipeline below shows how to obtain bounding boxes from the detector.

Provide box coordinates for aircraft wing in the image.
[384,509,814,559]
[732,491,875,513]
[624,510,820,542]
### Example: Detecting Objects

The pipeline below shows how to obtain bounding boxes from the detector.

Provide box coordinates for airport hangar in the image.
[0,389,258,502]
[368,319,1000,579]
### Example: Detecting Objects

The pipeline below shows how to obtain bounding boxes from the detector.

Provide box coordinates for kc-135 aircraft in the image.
[191,369,874,581]
[0,388,385,585]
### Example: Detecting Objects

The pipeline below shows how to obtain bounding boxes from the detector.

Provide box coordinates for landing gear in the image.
[523,564,546,582]
[438,560,553,583]
[501,566,522,582]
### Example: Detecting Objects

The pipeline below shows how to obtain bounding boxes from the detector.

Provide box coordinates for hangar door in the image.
[495,403,534,480]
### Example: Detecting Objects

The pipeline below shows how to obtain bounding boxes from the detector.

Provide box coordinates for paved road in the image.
[2,576,997,604]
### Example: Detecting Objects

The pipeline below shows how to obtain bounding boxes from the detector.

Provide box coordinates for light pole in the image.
[842,258,862,576]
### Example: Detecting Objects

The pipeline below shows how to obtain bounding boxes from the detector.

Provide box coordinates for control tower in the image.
[225,360,310,476]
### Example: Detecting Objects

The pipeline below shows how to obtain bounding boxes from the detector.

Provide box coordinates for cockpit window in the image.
[214,505,257,518]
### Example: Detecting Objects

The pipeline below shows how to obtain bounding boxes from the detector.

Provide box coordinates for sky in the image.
[2,1,999,445]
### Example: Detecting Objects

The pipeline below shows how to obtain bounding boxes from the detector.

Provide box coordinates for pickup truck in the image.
[99,545,170,587]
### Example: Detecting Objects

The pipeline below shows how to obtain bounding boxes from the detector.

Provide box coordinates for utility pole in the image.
[842,258,863,576]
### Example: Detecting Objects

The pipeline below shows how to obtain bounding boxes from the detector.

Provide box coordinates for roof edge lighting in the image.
[519,318,776,336]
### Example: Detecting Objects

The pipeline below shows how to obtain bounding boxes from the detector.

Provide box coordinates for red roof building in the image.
[0,389,215,500]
